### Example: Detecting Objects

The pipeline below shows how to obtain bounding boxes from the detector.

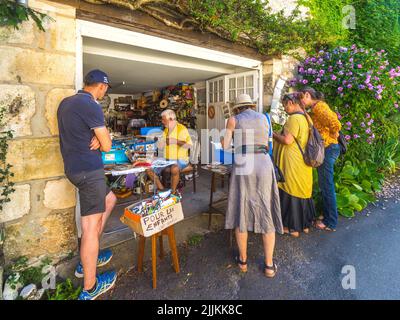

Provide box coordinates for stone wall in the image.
[0,0,78,265]
[262,52,305,112]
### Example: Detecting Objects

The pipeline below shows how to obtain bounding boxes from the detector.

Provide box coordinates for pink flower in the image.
[331,75,337,81]
[345,135,351,141]
[366,113,371,119]
[358,64,363,68]
[302,79,309,85]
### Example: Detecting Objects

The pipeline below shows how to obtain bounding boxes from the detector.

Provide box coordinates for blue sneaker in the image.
[75,249,113,278]
[78,271,117,300]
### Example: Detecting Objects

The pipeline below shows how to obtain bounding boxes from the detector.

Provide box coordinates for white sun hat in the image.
[232,93,256,110]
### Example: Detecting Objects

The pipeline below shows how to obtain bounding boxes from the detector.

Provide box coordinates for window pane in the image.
[237,88,244,96]
[237,76,244,89]
[246,88,253,99]
[214,90,218,103]
[229,90,235,102]
[209,82,213,102]
[229,78,236,90]
[219,80,224,102]
[246,75,254,88]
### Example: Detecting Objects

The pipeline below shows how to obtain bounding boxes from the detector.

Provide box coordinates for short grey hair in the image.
[161,109,176,120]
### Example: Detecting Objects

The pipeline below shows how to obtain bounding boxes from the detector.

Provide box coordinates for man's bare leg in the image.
[170,164,180,193]
[99,191,117,236]
[81,213,102,290]
[146,169,164,190]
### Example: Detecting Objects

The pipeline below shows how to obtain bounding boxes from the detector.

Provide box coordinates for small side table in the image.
[137,225,180,289]
[201,165,232,229]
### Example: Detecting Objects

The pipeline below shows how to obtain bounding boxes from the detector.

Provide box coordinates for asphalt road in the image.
[103,195,400,300]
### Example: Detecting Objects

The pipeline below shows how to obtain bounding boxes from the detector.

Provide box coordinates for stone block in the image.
[0,47,75,86]
[29,0,76,18]
[43,178,76,210]
[0,185,30,224]
[50,15,76,53]
[45,88,75,135]
[0,21,35,46]
[4,209,77,263]
[0,85,35,138]
[7,137,64,183]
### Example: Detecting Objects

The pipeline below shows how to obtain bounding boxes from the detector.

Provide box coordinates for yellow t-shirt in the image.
[162,123,192,162]
[273,114,313,199]
[310,101,342,147]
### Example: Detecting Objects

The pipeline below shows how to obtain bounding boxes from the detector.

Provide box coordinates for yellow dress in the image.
[274,114,313,199]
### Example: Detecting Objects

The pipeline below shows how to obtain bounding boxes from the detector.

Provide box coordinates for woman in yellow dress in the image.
[273,93,316,237]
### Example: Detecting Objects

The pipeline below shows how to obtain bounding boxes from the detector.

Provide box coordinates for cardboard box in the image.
[121,201,184,237]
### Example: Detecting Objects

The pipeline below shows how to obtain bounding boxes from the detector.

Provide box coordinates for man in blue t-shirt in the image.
[57,69,117,300]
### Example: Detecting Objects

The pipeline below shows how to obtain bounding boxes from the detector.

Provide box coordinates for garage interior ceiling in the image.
[83,37,250,94]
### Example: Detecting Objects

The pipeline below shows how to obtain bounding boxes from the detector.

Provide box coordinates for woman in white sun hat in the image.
[222,93,283,278]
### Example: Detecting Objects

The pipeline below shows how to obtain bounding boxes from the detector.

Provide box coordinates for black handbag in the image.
[338,131,348,156]
[274,164,285,183]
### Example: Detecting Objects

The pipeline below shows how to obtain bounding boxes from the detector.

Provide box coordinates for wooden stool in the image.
[137,225,180,289]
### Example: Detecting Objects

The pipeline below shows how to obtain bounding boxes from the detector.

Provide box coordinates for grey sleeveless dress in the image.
[225,109,283,234]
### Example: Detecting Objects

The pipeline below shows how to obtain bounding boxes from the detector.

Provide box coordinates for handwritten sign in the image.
[140,204,184,237]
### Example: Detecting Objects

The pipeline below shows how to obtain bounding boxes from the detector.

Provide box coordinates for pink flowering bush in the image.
[291,45,400,217]
[291,46,400,152]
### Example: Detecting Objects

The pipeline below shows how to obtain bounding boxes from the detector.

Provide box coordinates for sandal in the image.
[284,227,299,238]
[264,262,278,278]
[314,221,336,232]
[235,256,248,273]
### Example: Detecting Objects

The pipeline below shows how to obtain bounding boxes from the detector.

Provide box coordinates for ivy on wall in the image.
[299,0,400,65]
[0,106,14,213]
[84,0,316,57]
[0,0,49,31]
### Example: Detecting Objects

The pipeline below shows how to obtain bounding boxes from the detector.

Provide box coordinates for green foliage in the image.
[187,234,203,246]
[298,0,352,48]
[334,160,383,217]
[300,0,400,65]
[186,0,315,56]
[46,279,81,300]
[5,256,52,288]
[0,0,49,31]
[0,106,15,212]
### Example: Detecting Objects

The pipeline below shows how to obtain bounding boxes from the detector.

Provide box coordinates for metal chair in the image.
[180,139,200,193]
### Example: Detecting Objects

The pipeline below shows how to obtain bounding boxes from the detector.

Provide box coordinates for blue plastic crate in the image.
[140,127,163,136]
[214,148,234,165]
[102,149,130,164]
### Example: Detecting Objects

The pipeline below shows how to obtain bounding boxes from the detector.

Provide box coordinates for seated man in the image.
[146,109,193,193]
